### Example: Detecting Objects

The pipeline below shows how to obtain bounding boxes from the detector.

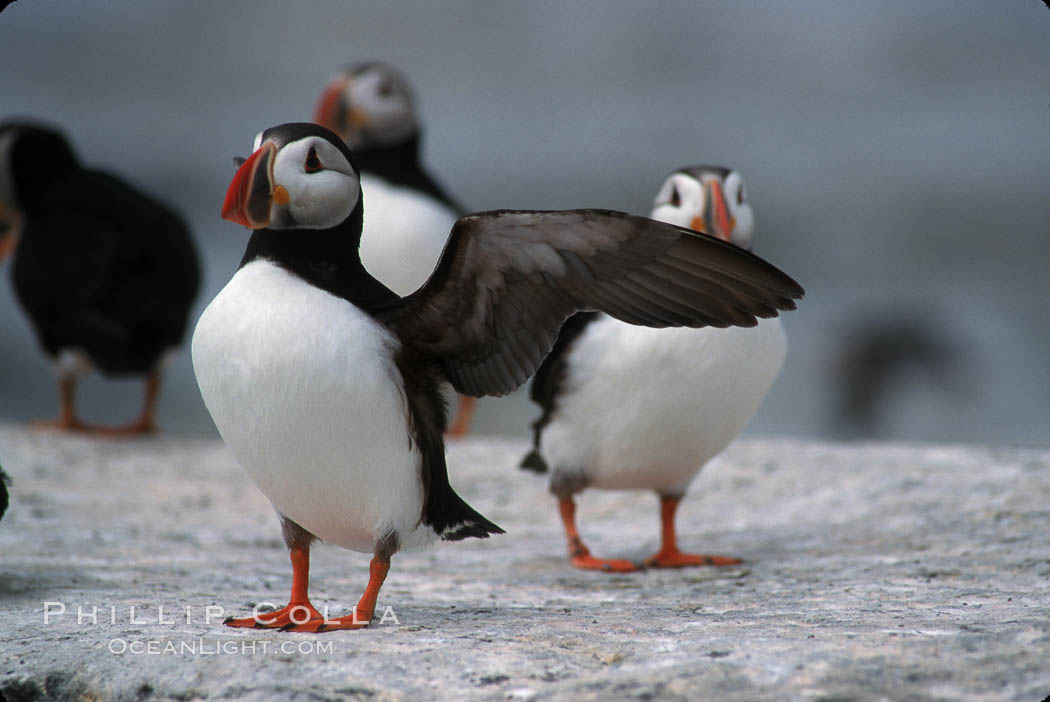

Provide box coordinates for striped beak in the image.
[689,179,735,242]
[313,77,349,133]
[222,141,277,229]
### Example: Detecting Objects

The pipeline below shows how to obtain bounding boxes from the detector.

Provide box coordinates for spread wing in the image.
[383,209,804,398]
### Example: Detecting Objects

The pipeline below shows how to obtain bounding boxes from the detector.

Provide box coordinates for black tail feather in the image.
[519,448,549,473]
[438,489,505,541]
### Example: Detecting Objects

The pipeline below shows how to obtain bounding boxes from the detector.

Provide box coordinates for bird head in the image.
[313,62,418,150]
[651,166,754,250]
[222,122,361,231]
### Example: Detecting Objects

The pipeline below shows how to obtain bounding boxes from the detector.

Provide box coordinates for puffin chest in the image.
[542,316,787,493]
[357,173,455,296]
[191,259,424,551]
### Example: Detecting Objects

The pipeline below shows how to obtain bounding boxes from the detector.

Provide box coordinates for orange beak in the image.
[691,180,735,242]
[313,78,348,132]
[221,141,277,229]
[0,204,16,261]
[0,231,15,262]
[709,179,735,242]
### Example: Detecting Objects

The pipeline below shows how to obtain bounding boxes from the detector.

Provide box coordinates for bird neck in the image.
[239,201,401,311]
[350,130,465,215]
[351,131,422,181]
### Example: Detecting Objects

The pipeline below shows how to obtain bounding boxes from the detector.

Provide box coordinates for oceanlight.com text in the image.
[107,638,334,656]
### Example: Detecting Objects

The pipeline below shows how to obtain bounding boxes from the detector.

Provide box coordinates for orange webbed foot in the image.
[30,417,157,438]
[644,550,742,569]
[284,609,372,633]
[569,554,642,573]
[558,498,640,573]
[224,601,323,629]
[30,417,89,434]
[92,417,158,438]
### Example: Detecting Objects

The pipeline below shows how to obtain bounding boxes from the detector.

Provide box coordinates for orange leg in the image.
[225,547,391,633]
[644,496,742,568]
[33,373,160,438]
[558,497,639,573]
[225,544,323,629]
[32,377,89,433]
[445,395,477,438]
[106,372,161,436]
[295,556,390,632]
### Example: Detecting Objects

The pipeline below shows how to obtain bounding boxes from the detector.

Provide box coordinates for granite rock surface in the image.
[0,425,1047,701]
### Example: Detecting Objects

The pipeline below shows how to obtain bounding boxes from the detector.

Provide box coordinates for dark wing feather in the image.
[383,209,803,398]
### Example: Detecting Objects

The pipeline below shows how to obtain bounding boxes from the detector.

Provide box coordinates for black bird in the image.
[192,122,803,632]
[0,466,9,522]
[830,315,970,439]
[0,122,200,435]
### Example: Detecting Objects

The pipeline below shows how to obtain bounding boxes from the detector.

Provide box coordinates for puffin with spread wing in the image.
[192,123,802,631]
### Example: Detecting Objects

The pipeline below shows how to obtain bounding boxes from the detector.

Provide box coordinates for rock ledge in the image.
[1,426,1048,701]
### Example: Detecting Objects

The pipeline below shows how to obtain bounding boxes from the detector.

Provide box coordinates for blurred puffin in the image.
[192,124,802,631]
[0,122,200,435]
[314,62,478,436]
[0,466,9,522]
[522,166,788,572]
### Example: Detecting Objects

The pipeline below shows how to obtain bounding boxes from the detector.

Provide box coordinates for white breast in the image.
[540,316,787,495]
[191,260,434,553]
[357,173,456,297]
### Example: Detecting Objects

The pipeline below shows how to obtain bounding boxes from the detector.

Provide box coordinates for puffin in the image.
[0,122,200,435]
[0,466,9,523]
[192,124,803,632]
[521,166,788,572]
[313,62,479,436]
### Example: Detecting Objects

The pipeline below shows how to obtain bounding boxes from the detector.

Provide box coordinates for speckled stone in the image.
[0,425,1047,701]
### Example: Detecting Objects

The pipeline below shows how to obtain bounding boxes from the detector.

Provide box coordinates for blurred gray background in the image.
[0,1,1047,446]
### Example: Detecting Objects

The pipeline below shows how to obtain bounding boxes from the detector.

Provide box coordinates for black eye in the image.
[377,80,394,98]
[669,186,681,207]
[305,146,322,173]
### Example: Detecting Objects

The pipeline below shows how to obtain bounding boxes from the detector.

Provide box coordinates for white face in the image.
[270,136,360,230]
[340,65,417,149]
[651,173,705,230]
[650,169,755,249]
[721,170,754,249]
